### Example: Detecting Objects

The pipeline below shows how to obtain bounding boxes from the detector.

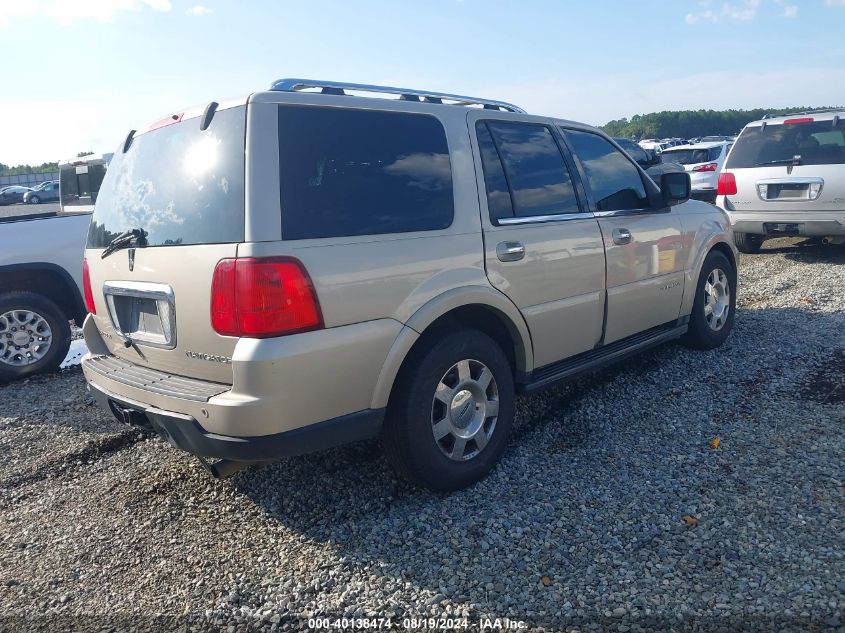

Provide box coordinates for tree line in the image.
[0,151,94,177]
[600,107,843,140]
[0,161,59,176]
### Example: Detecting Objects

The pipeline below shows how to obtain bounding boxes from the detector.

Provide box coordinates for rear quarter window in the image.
[277,106,454,240]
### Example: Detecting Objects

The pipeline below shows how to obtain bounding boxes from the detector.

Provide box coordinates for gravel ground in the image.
[1,238,843,632]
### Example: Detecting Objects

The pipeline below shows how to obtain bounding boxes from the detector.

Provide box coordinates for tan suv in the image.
[81,79,738,490]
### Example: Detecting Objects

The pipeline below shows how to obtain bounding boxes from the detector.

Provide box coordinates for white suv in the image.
[660,141,732,203]
[716,110,845,253]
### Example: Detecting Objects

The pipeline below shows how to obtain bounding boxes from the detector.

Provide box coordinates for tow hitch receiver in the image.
[108,400,150,428]
[195,455,255,479]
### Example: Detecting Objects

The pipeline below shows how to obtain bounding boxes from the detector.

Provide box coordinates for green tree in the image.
[600,106,843,140]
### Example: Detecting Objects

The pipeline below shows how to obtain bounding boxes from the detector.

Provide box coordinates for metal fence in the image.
[0,171,59,188]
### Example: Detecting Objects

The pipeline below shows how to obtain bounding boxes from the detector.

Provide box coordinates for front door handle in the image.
[496,241,525,262]
[612,228,632,245]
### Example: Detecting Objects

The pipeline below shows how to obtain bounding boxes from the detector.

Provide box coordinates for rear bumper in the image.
[721,208,845,237]
[87,377,383,461]
[689,171,717,196]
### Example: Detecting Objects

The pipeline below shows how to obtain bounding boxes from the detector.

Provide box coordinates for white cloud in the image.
[0,0,171,27]
[0,0,38,27]
[185,5,212,15]
[685,0,759,24]
[686,9,718,23]
[780,4,798,17]
[826,0,845,6]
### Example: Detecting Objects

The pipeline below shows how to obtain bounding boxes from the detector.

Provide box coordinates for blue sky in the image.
[1,0,844,164]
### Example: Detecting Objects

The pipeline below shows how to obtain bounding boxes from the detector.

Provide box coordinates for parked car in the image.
[80,79,737,490]
[716,110,845,253]
[0,185,32,205]
[22,180,60,204]
[614,137,686,183]
[0,211,90,381]
[640,140,671,154]
[660,141,732,202]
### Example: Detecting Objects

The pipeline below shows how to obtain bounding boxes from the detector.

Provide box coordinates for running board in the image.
[521,321,688,393]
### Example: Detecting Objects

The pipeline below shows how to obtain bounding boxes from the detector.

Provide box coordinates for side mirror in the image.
[660,172,691,206]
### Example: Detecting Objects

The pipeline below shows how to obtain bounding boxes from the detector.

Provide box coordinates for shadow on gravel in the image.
[229,304,844,623]
[752,238,845,262]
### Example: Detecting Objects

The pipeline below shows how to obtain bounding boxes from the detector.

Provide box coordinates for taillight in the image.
[210,258,323,337]
[717,172,737,196]
[693,163,718,172]
[82,258,96,314]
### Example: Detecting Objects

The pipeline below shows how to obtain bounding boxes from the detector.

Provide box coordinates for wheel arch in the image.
[370,286,534,410]
[681,235,738,318]
[0,263,86,326]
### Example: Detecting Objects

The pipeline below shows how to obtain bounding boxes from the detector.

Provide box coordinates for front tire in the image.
[27,195,40,204]
[683,251,736,350]
[733,232,764,254]
[382,329,515,491]
[0,292,71,383]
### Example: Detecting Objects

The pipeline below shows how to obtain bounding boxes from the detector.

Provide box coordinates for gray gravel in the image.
[1,237,843,632]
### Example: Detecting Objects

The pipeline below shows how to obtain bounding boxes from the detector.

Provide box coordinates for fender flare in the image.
[681,228,738,317]
[0,262,86,324]
[370,285,534,410]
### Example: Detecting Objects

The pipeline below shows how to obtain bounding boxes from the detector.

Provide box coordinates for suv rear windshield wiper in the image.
[101,228,148,259]
[756,156,801,167]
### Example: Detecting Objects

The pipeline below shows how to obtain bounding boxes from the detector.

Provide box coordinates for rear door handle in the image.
[496,241,525,262]
[612,228,632,245]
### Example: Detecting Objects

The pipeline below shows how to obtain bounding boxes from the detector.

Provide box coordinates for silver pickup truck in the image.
[0,210,90,381]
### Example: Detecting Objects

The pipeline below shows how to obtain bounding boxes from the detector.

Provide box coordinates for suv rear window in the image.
[727,120,845,168]
[277,106,453,240]
[662,146,722,165]
[88,105,246,248]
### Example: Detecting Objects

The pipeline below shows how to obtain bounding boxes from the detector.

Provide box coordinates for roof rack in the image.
[762,108,844,119]
[269,78,525,113]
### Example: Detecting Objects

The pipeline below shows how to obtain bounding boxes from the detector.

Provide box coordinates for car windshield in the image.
[88,105,246,248]
[727,119,845,168]
[661,147,719,165]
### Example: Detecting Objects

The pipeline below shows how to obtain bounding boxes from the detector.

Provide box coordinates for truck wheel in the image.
[733,232,764,254]
[683,251,736,350]
[382,329,515,491]
[0,292,72,383]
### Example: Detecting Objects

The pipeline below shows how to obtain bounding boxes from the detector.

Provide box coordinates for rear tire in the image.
[27,195,40,204]
[0,292,71,383]
[382,329,515,491]
[683,251,736,350]
[733,231,764,254]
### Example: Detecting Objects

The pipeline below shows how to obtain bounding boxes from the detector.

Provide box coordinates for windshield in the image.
[87,105,245,248]
[661,146,721,165]
[727,120,845,168]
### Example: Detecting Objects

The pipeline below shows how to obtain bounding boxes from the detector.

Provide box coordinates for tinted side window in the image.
[277,106,453,240]
[475,122,514,222]
[486,121,580,218]
[708,145,723,161]
[564,129,649,212]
